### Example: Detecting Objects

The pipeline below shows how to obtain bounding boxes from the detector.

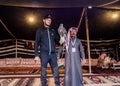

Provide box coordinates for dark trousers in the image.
[40,52,60,86]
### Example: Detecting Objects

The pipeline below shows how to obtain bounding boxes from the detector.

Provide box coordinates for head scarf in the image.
[65,27,78,52]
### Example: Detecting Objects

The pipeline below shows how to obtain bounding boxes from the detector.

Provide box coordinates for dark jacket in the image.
[35,27,60,57]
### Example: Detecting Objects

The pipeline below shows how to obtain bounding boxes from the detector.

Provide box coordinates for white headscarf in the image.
[65,27,78,52]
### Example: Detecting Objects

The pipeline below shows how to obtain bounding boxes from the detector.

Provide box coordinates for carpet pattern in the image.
[0,75,120,86]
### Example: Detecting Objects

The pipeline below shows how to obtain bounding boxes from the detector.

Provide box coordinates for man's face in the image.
[43,18,52,27]
[70,30,77,37]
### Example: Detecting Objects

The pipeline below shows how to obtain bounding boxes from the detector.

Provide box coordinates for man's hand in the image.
[82,59,87,64]
[58,58,64,67]
[34,56,40,64]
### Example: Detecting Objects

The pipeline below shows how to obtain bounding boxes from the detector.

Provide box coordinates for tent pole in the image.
[97,0,119,7]
[77,8,85,28]
[0,19,16,39]
[85,8,92,74]
[116,45,119,61]
[0,19,17,58]
[15,39,17,58]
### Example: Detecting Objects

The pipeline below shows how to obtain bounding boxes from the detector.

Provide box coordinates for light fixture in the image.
[88,6,92,9]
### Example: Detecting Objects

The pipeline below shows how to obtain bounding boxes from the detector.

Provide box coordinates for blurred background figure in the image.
[103,55,111,68]
[97,53,107,68]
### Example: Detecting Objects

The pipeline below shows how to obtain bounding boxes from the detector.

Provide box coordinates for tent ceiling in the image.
[0,0,120,40]
[0,0,119,9]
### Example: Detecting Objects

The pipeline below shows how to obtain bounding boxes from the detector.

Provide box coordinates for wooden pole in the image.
[0,19,17,58]
[77,8,85,29]
[16,39,17,58]
[85,8,92,74]
[116,45,119,61]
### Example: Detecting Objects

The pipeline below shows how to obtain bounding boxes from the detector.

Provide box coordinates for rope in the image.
[0,19,16,39]
[97,0,119,7]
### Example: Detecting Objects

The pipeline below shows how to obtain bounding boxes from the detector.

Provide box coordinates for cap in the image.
[43,14,52,19]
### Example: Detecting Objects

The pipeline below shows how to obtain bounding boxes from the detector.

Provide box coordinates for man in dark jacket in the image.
[34,14,60,86]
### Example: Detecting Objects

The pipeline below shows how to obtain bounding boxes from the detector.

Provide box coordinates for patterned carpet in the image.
[0,58,120,86]
[0,75,120,86]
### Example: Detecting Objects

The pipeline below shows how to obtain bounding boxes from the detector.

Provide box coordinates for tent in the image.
[0,0,120,40]
[0,0,120,73]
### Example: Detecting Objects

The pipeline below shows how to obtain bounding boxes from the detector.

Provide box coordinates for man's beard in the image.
[44,23,50,27]
[71,34,76,37]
